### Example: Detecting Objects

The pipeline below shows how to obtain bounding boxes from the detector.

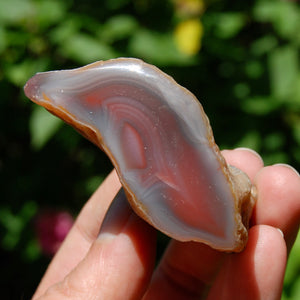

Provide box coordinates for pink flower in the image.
[35,210,74,256]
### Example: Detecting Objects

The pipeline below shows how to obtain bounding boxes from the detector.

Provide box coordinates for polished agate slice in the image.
[24,58,255,252]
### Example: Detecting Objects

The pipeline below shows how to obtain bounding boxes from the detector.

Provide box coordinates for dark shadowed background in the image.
[0,0,299,298]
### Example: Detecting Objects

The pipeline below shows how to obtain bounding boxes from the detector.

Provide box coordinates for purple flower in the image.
[35,210,74,256]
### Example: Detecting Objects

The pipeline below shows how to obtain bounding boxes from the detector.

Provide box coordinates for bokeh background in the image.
[1,0,299,298]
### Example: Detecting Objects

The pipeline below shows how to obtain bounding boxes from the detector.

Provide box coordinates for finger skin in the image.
[144,148,265,299]
[145,149,299,299]
[33,148,300,300]
[143,241,224,299]
[253,164,300,251]
[222,148,264,181]
[36,190,156,300]
[206,225,287,300]
[33,169,121,299]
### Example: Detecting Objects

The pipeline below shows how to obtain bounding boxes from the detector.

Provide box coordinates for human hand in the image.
[32,148,300,300]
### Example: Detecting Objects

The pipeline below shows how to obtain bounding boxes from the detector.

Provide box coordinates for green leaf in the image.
[50,19,80,45]
[233,82,250,99]
[250,35,278,56]
[0,202,37,250]
[262,151,288,165]
[129,29,194,65]
[253,0,281,22]
[245,60,264,79]
[84,176,105,194]
[235,131,261,151]
[292,120,300,147]
[292,277,300,300]
[100,15,138,43]
[59,33,117,64]
[23,239,41,262]
[30,106,62,150]
[293,74,300,106]
[5,59,49,87]
[264,132,285,151]
[0,26,7,54]
[214,13,247,39]
[274,3,300,41]
[0,0,34,25]
[284,232,300,286]
[241,96,280,115]
[34,0,67,28]
[268,46,298,101]
[253,0,300,41]
[105,0,130,10]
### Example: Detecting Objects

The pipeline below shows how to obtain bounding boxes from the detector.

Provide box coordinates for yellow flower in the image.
[174,18,203,55]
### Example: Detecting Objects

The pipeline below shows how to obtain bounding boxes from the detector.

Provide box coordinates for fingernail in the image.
[273,163,300,177]
[276,228,284,238]
[98,188,133,239]
[235,147,264,164]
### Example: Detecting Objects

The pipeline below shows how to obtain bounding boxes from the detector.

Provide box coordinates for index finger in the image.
[33,169,121,299]
[253,164,300,251]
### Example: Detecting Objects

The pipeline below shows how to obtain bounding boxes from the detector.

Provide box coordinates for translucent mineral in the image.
[24,58,256,252]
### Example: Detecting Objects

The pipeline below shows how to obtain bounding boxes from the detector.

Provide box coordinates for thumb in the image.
[37,190,156,300]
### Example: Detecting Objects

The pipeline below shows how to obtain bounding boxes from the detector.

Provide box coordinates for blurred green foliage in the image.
[0,0,299,298]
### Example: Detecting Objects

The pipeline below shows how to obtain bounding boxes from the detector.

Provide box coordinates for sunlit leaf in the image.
[30,106,62,150]
[0,0,34,24]
[100,15,138,43]
[268,46,298,101]
[253,0,281,22]
[5,59,49,87]
[35,0,67,28]
[283,232,300,299]
[284,232,300,286]
[250,35,278,56]
[241,96,280,115]
[59,33,117,64]
[291,277,300,300]
[273,2,300,41]
[214,13,246,39]
[253,0,300,41]
[129,29,194,65]
[50,19,79,44]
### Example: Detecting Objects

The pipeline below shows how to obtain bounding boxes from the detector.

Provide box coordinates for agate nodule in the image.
[24,58,256,252]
